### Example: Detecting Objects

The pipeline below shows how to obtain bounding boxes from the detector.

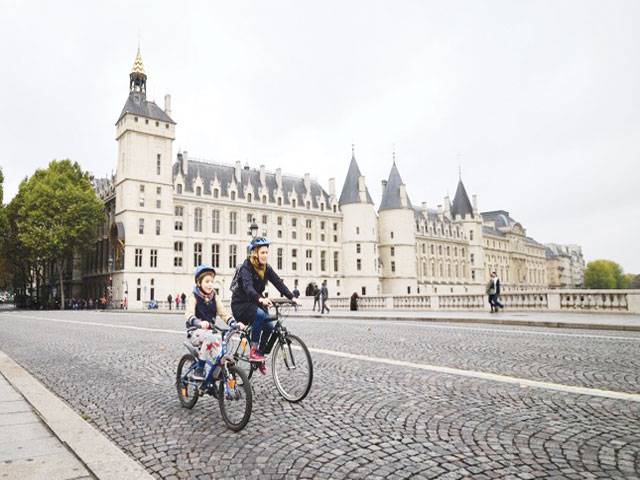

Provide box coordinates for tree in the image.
[0,167,10,290]
[626,274,640,289]
[583,259,626,289]
[15,160,103,309]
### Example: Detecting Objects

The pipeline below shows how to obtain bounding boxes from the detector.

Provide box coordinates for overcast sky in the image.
[1,1,638,271]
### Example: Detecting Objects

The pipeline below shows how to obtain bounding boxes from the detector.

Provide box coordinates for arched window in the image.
[176,184,183,194]
[247,193,252,202]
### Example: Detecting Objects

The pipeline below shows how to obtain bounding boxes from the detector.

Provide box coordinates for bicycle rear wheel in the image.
[218,365,253,431]
[271,334,313,403]
[176,354,200,409]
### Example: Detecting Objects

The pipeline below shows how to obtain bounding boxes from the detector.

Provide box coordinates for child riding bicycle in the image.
[186,265,245,380]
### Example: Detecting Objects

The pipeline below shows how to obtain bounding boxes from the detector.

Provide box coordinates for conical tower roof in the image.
[338,149,373,206]
[379,161,412,211]
[451,179,474,218]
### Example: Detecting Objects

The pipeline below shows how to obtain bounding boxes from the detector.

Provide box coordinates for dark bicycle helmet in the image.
[248,237,271,251]
[194,264,216,283]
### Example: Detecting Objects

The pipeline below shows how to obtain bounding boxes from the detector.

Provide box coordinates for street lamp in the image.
[248,218,259,238]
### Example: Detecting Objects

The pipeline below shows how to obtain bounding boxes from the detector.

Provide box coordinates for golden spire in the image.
[131,47,146,76]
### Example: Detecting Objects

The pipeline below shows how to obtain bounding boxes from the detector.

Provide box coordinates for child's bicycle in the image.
[175,324,253,431]
[226,299,313,403]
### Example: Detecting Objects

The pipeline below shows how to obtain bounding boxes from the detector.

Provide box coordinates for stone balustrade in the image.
[325,289,640,314]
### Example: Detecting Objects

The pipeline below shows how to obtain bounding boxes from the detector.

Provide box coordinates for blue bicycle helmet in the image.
[194,264,216,283]
[248,237,271,251]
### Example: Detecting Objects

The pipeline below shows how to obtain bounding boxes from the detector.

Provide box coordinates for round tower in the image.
[377,159,418,295]
[338,147,380,297]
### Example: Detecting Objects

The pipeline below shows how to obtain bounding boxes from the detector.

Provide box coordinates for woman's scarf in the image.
[193,285,215,303]
[250,255,267,280]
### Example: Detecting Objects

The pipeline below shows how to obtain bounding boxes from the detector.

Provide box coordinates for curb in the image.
[294,314,640,332]
[0,350,154,480]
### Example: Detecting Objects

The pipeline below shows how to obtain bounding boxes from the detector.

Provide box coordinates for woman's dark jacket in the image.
[230,259,293,321]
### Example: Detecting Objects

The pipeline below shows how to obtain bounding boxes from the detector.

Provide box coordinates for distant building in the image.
[545,244,585,288]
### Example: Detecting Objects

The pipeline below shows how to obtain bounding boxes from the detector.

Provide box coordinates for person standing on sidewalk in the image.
[181,292,187,310]
[486,271,504,313]
[321,281,330,314]
[167,294,173,310]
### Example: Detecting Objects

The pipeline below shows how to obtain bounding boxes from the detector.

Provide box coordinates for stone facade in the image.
[81,50,581,307]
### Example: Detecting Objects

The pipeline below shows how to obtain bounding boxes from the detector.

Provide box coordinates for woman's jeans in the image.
[251,306,276,353]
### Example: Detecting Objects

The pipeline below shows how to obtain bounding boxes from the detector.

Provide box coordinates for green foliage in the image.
[583,259,626,289]
[15,160,103,260]
[625,274,640,289]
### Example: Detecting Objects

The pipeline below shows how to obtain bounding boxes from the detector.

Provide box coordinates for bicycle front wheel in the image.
[271,334,313,403]
[218,365,253,432]
[176,354,199,409]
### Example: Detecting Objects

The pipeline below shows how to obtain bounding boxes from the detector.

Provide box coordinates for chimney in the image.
[400,184,408,208]
[381,179,387,189]
[234,161,241,183]
[164,94,172,117]
[276,168,282,189]
[183,151,189,176]
[328,178,336,197]
[421,201,427,210]
[472,194,478,214]
[444,195,451,216]
[260,165,266,186]
[304,173,311,192]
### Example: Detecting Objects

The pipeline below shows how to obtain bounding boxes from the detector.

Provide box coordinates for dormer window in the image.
[247,193,252,202]
[306,201,310,209]
[176,184,182,194]
[231,191,236,200]
[262,195,267,204]
[292,199,297,208]
[213,188,219,198]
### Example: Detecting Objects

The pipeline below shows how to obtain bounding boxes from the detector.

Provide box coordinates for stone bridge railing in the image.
[325,290,640,314]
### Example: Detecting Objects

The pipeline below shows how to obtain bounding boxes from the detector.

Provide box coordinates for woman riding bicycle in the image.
[230,237,296,375]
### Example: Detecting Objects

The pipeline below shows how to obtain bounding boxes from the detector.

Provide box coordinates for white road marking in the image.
[2,312,639,402]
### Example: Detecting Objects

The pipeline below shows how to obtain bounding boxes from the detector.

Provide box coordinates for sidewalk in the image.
[0,373,93,480]
[295,310,640,332]
[0,351,153,480]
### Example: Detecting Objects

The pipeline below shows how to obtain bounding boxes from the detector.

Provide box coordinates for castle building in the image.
[82,50,573,308]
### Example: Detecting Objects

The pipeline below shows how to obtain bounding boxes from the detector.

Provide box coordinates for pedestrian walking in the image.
[320,281,330,314]
[486,271,504,313]
[167,294,173,310]
[180,292,187,310]
[175,293,180,310]
[312,284,320,312]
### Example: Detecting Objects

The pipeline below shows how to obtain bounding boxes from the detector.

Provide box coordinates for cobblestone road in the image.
[1,310,639,479]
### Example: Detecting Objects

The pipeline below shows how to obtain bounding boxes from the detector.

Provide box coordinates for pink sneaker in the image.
[257,363,267,376]
[249,346,265,363]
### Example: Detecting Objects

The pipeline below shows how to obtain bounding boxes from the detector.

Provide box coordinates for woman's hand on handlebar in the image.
[200,320,211,330]
[259,297,273,308]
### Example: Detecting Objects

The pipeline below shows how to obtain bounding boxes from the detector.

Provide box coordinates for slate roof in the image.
[379,162,412,212]
[450,179,474,218]
[117,93,175,124]
[173,157,332,208]
[338,155,373,206]
[482,225,506,237]
[413,207,452,223]
[481,210,517,228]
